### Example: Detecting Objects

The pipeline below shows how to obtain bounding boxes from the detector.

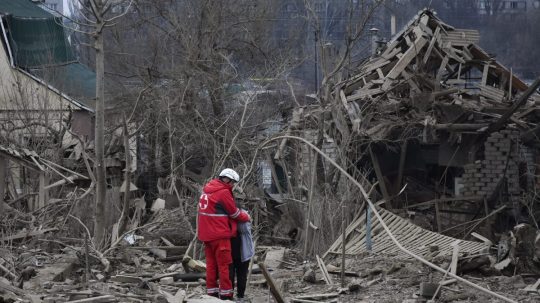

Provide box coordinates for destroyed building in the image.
[0,0,96,138]
[0,0,136,211]
[3,3,540,303]
[264,8,540,279]
[277,8,540,233]
[333,9,540,235]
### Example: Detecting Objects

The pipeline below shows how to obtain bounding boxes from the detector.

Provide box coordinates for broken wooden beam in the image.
[520,278,540,293]
[385,36,428,83]
[0,279,27,296]
[316,255,332,285]
[450,240,461,275]
[153,272,205,282]
[0,156,5,217]
[291,299,337,303]
[65,295,116,302]
[257,260,285,303]
[126,246,188,251]
[182,255,206,273]
[484,77,540,135]
[433,124,489,131]
[0,262,17,280]
[158,288,185,303]
[149,248,167,259]
[44,175,79,190]
[294,293,339,301]
[0,228,57,242]
[110,275,144,284]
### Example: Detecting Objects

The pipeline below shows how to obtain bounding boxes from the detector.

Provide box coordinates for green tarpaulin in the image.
[6,16,75,68]
[0,0,52,18]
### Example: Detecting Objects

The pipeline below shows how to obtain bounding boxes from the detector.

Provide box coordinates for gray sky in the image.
[63,0,69,15]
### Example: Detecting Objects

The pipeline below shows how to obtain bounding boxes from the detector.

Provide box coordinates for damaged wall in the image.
[462,129,521,197]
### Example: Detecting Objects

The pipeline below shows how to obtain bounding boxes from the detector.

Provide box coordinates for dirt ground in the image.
[3,245,538,303]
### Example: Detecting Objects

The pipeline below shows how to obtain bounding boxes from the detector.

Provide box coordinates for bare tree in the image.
[100,0,301,183]
[69,0,133,248]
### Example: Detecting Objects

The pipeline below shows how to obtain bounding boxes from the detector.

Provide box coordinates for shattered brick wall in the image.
[461,129,521,197]
[299,130,338,178]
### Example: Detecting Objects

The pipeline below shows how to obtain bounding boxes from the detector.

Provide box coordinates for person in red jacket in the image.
[198,168,250,300]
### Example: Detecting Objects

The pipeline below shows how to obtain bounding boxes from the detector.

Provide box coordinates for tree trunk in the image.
[0,157,6,215]
[208,85,224,118]
[94,12,107,248]
[120,115,131,234]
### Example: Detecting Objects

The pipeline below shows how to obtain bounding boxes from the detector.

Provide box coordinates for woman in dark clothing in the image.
[230,236,250,301]
[230,218,254,302]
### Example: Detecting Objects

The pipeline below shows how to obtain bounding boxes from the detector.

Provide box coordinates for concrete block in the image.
[420,282,439,298]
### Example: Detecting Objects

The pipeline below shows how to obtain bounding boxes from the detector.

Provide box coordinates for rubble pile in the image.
[338,10,540,142]
[3,7,540,303]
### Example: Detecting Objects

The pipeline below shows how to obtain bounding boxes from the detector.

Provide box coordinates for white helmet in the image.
[219,168,240,182]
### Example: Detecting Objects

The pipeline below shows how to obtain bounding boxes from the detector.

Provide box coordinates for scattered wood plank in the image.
[479,85,505,102]
[158,288,186,303]
[0,156,5,217]
[433,124,489,131]
[182,255,206,272]
[153,272,205,282]
[149,248,167,259]
[435,56,449,89]
[0,228,57,242]
[291,299,338,303]
[0,279,27,296]
[442,29,479,46]
[0,262,16,280]
[316,255,332,285]
[471,232,493,246]
[110,275,143,284]
[383,36,428,88]
[294,293,339,301]
[257,261,285,303]
[483,77,540,135]
[126,246,188,250]
[65,295,116,303]
[347,88,384,102]
[450,240,461,275]
[423,26,441,64]
[521,278,540,293]
[161,237,175,247]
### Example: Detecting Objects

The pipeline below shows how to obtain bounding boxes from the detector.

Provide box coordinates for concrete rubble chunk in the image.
[302,268,316,283]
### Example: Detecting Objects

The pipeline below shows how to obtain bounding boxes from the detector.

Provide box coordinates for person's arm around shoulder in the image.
[222,190,250,222]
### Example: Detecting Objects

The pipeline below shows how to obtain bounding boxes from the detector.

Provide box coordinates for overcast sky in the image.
[63,0,69,15]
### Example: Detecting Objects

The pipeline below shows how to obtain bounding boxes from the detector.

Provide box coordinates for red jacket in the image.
[197,179,250,242]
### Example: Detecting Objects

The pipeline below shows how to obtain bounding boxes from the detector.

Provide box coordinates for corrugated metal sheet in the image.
[325,206,488,259]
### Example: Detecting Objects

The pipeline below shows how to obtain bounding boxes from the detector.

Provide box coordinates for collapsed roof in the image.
[336,9,540,142]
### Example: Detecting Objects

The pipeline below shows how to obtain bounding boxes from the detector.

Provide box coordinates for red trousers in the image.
[204,239,233,298]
